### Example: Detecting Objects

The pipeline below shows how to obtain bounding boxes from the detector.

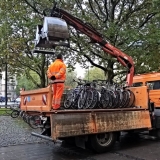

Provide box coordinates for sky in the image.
[75,63,86,78]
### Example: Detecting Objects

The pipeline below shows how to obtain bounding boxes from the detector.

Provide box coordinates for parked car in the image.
[12,97,21,103]
[0,96,6,102]
[15,97,21,102]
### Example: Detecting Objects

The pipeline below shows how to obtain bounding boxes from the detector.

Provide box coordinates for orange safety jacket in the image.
[47,59,66,83]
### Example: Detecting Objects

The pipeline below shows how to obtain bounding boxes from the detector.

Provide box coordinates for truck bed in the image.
[49,108,151,140]
[20,85,149,112]
[20,85,151,140]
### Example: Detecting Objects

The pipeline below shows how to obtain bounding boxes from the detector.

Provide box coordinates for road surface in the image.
[0,116,159,160]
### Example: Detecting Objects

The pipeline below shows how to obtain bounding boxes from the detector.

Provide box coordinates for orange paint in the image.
[20,85,52,112]
[133,72,160,108]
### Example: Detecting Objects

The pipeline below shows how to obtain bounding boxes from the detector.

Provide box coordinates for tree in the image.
[0,0,160,86]
[16,71,40,95]
[0,0,55,88]
[84,67,106,82]
[63,0,160,82]
[26,0,160,82]
[65,69,77,89]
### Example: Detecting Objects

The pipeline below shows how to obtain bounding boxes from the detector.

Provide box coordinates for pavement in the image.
[1,115,160,160]
[0,115,92,160]
[0,143,76,160]
[0,116,46,147]
[1,135,160,160]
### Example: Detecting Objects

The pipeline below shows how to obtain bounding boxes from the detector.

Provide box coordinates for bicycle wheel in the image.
[22,112,28,123]
[115,90,123,108]
[99,90,110,109]
[126,90,135,108]
[19,110,25,117]
[88,89,98,109]
[109,91,118,109]
[64,89,74,109]
[11,110,19,118]
[85,90,94,109]
[28,115,41,129]
[25,115,31,124]
[70,93,79,109]
[107,91,115,109]
[121,90,130,108]
[78,90,86,109]
[113,90,121,108]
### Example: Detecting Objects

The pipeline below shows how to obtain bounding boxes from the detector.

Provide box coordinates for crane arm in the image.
[50,5,134,86]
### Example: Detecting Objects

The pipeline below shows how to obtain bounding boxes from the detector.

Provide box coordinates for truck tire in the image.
[90,132,117,153]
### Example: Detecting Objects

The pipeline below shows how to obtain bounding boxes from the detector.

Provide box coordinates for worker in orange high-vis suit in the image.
[47,54,66,110]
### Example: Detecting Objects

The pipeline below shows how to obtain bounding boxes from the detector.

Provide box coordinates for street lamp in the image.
[4,61,7,106]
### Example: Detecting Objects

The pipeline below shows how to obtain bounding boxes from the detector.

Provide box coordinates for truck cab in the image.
[133,72,160,108]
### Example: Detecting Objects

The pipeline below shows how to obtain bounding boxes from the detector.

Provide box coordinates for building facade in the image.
[0,71,17,101]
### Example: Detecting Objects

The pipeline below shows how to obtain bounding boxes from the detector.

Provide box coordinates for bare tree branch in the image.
[104,0,109,23]
[139,12,158,28]
[83,54,107,71]
[23,0,42,15]
[95,0,106,17]
[88,0,101,20]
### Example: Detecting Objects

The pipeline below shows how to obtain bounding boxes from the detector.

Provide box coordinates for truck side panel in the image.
[129,86,148,109]
[20,86,149,111]
[20,86,52,111]
[50,110,151,140]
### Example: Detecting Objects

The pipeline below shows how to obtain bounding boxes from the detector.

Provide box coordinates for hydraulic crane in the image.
[35,3,134,86]
[20,3,160,153]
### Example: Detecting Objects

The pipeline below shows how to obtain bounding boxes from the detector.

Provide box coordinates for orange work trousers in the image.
[52,83,64,109]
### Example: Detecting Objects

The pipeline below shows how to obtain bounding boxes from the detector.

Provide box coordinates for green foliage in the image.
[84,67,106,82]
[0,0,160,86]
[65,69,77,89]
[16,68,77,92]
[16,71,40,95]
[0,0,49,88]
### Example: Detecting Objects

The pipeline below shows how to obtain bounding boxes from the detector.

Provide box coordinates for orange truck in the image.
[133,72,160,108]
[21,85,153,153]
[20,4,160,153]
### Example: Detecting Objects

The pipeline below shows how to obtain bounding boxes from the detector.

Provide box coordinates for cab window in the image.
[146,80,160,90]
[133,82,143,87]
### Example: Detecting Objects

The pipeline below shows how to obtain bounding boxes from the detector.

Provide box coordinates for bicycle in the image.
[64,79,84,109]
[95,80,113,109]
[10,106,42,129]
[77,81,94,109]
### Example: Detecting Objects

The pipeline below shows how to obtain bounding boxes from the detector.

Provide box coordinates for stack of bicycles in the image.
[64,79,135,109]
[9,107,43,129]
